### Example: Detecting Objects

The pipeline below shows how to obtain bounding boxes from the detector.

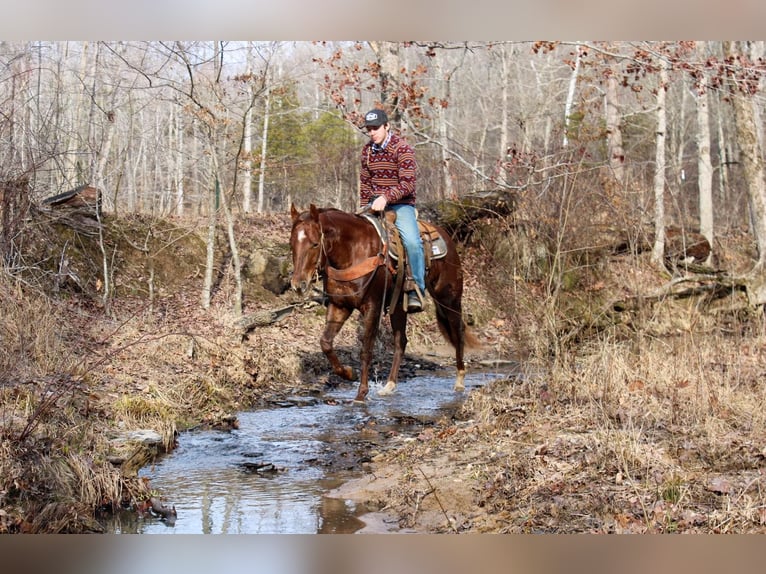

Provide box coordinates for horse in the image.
[289,203,477,403]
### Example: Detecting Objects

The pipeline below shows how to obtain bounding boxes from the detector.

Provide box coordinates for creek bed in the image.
[103,368,507,534]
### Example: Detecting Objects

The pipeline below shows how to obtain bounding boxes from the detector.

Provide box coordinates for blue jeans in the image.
[389,204,425,294]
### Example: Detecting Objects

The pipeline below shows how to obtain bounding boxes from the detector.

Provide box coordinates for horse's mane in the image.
[317,207,342,217]
[316,207,376,252]
[318,207,364,225]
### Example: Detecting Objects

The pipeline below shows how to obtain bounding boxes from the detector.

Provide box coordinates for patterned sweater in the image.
[359,132,417,207]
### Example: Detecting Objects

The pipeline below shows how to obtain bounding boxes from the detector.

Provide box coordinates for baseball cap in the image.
[364,109,388,128]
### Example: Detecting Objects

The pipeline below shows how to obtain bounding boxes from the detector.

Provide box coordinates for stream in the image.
[103,368,507,534]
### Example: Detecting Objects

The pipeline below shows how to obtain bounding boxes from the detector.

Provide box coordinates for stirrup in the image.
[406,290,423,313]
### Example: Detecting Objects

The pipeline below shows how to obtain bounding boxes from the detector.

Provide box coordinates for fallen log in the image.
[41,184,102,216]
[417,189,516,241]
[611,272,747,314]
[236,304,296,332]
[39,185,103,236]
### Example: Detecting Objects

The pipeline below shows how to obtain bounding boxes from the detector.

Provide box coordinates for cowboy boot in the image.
[403,275,424,313]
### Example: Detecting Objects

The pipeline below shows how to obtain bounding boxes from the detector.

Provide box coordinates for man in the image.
[359,108,425,313]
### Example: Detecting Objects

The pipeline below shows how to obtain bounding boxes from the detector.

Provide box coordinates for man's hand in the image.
[371,195,388,212]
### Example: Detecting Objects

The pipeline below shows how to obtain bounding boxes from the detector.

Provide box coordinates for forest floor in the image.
[3,210,766,534]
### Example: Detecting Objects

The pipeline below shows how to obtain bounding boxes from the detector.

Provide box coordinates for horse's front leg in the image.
[321,304,355,382]
[378,306,407,397]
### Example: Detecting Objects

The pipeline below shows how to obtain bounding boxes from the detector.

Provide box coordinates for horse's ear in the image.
[309,204,319,221]
[290,203,300,222]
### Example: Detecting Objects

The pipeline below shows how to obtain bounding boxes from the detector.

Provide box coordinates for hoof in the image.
[378,381,397,396]
[454,370,466,392]
[352,399,366,406]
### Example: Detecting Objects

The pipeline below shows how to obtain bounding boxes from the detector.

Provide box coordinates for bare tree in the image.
[242,43,254,214]
[563,43,582,148]
[694,41,714,252]
[724,41,766,283]
[605,70,626,187]
[257,85,270,214]
[651,57,669,267]
[368,41,401,122]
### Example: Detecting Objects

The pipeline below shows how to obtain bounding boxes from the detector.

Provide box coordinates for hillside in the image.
[2,209,766,533]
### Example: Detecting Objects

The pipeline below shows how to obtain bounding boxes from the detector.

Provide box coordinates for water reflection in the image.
[105,370,505,534]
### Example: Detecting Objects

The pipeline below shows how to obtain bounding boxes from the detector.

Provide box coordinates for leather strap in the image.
[326,244,392,281]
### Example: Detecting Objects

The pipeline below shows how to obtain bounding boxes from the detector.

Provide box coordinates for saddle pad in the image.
[362,213,448,261]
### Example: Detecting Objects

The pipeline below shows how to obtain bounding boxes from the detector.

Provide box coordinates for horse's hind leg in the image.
[434,298,467,392]
[321,305,356,382]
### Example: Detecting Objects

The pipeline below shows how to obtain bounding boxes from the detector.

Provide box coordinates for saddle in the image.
[362,211,448,267]
[362,211,449,313]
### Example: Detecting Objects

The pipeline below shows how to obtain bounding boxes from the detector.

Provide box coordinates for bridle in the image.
[311,228,326,287]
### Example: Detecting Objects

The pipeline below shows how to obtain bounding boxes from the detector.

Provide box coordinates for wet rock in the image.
[107,429,168,477]
[112,429,164,446]
[241,461,284,475]
[270,396,320,408]
[149,497,177,525]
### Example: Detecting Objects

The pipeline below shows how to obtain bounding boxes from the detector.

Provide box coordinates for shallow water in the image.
[104,369,506,534]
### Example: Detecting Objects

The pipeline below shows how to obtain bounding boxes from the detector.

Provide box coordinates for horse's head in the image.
[289,203,323,296]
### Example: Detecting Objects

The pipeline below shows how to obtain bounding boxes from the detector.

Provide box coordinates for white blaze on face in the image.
[293,227,313,279]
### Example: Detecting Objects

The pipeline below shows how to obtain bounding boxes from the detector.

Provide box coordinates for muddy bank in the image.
[327,414,492,533]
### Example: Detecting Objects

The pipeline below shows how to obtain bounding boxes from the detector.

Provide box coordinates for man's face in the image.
[366,123,388,145]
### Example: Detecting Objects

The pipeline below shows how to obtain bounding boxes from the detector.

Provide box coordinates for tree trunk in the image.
[563,43,581,147]
[651,58,668,267]
[201,177,217,310]
[65,42,90,184]
[716,90,732,210]
[605,72,625,187]
[721,41,766,305]
[695,41,714,252]
[175,106,185,217]
[750,41,765,152]
[257,85,270,214]
[92,106,116,311]
[368,41,401,122]
[242,43,254,214]
[85,43,101,184]
[725,41,766,269]
[499,45,510,163]
[219,174,244,315]
[434,52,454,200]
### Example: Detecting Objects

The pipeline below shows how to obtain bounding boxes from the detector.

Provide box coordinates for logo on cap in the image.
[364,109,388,127]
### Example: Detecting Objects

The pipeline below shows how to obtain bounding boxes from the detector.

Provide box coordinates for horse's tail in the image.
[436,319,483,351]
[463,325,483,350]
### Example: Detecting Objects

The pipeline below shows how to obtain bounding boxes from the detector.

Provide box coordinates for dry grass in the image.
[0,281,77,380]
[378,311,766,533]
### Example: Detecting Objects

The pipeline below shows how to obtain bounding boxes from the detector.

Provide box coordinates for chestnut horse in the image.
[290,204,475,403]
